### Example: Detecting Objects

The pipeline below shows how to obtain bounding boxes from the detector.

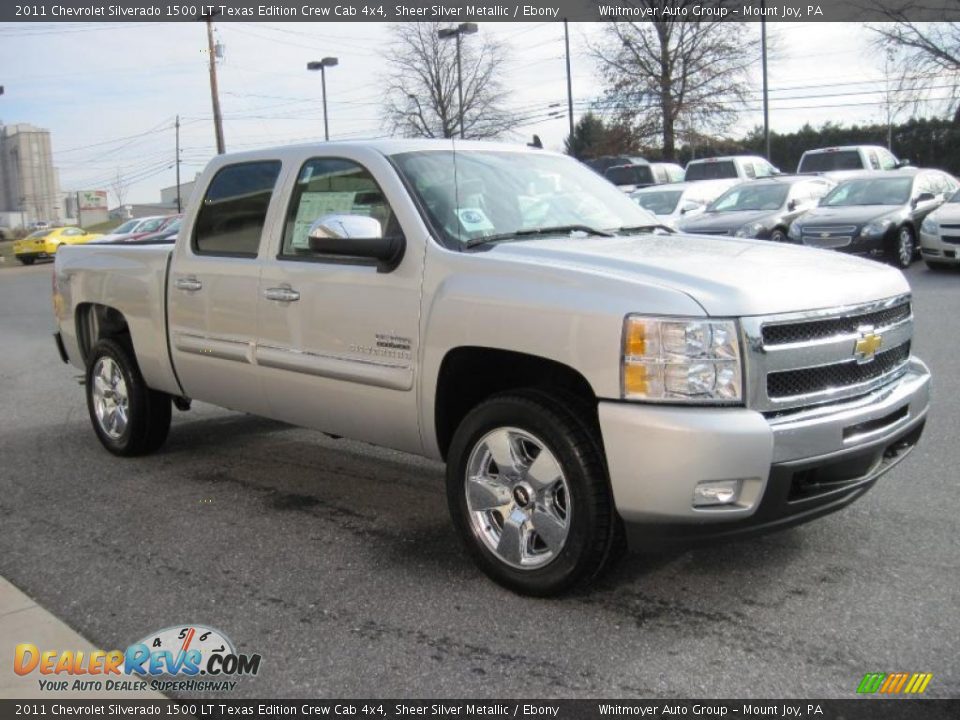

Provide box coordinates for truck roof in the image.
[205,138,556,164]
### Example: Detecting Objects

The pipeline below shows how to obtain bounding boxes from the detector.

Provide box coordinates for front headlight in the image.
[862,218,894,236]
[734,222,766,238]
[622,316,743,404]
[921,216,939,235]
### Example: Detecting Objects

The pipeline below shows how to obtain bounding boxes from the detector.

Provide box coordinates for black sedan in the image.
[678,175,834,242]
[787,168,959,268]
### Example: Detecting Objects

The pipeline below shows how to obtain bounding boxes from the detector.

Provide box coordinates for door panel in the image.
[255,153,424,454]
[167,159,284,416]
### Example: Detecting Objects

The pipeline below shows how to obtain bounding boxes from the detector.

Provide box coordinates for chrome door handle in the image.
[264,287,300,302]
[175,277,202,292]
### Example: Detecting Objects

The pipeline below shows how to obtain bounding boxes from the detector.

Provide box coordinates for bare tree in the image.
[381,22,520,139]
[869,12,960,122]
[109,170,129,209]
[591,3,756,160]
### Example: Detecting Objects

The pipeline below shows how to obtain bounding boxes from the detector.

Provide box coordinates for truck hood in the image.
[487,233,909,317]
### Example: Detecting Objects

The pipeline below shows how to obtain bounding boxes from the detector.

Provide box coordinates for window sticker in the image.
[456,207,494,234]
[291,191,357,249]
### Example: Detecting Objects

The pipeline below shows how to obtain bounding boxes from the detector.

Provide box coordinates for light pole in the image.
[307,57,339,141]
[438,22,478,139]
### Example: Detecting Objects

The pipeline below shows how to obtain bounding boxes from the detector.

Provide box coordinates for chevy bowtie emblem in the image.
[820,232,830,238]
[854,326,883,363]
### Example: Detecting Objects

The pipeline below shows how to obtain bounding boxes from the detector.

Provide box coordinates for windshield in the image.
[138,218,166,232]
[821,177,913,207]
[391,150,661,248]
[606,165,654,187]
[27,229,53,239]
[799,150,863,172]
[685,161,737,181]
[632,189,684,215]
[111,219,139,235]
[709,184,789,212]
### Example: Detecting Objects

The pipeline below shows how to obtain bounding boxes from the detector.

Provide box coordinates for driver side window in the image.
[281,158,397,258]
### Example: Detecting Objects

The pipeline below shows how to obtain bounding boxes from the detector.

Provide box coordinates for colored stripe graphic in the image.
[857,672,932,694]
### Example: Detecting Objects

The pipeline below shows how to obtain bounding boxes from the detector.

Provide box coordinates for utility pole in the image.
[761,10,770,161]
[307,58,339,141]
[76,191,82,228]
[205,14,225,154]
[564,20,574,142]
[175,115,182,212]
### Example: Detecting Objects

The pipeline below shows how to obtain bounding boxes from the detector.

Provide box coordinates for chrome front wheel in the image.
[895,226,915,268]
[446,392,618,595]
[465,427,571,570]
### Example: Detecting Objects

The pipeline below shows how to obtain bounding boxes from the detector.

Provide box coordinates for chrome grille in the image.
[801,225,857,249]
[741,295,913,413]
[767,343,910,399]
[762,302,911,345]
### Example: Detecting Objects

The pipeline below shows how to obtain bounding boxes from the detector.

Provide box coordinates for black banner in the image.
[2,0,959,24]
[0,700,958,720]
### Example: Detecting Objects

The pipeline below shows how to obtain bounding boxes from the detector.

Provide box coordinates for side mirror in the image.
[787,199,799,211]
[307,214,405,273]
[896,159,911,168]
[679,200,701,215]
[912,192,936,207]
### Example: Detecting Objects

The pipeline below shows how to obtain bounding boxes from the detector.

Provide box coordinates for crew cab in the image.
[53,140,930,595]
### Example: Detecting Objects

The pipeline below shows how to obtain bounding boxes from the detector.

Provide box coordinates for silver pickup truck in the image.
[53,140,930,595]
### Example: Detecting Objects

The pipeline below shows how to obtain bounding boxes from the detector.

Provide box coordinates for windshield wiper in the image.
[615,223,675,235]
[465,224,613,249]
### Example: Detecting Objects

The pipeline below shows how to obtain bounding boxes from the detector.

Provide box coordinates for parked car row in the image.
[590,144,911,196]
[638,167,959,269]
[11,214,181,265]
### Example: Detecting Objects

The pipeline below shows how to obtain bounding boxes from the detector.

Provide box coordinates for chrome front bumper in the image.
[599,358,930,546]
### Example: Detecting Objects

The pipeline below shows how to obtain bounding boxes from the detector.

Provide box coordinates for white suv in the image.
[797,145,905,174]
[684,155,779,182]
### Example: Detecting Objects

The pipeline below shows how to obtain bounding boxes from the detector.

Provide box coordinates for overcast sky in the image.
[0,21,934,205]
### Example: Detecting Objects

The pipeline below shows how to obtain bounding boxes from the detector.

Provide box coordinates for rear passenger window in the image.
[194,161,282,257]
[744,162,756,179]
[281,158,397,257]
[868,151,880,170]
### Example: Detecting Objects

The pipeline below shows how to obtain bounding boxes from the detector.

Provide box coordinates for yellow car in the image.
[13,227,102,265]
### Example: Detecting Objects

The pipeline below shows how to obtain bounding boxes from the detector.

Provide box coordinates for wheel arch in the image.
[75,302,133,367]
[433,346,600,461]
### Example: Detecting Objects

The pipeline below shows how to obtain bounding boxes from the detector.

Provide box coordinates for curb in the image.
[0,576,165,700]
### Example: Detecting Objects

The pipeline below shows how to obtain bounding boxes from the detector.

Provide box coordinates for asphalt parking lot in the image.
[0,257,958,699]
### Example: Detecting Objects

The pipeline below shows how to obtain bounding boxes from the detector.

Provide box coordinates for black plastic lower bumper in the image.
[623,417,925,551]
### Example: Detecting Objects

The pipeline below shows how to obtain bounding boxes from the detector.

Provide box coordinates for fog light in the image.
[693,479,742,507]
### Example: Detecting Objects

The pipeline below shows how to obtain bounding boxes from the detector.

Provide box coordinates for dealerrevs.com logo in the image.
[14,624,262,693]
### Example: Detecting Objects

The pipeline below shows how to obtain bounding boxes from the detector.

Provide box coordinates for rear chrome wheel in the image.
[92,356,129,440]
[465,427,571,570]
[85,338,171,456]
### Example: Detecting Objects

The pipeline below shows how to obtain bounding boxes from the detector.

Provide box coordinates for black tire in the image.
[888,225,915,269]
[446,391,617,596]
[85,338,171,456]
[18,257,35,266]
[769,228,788,243]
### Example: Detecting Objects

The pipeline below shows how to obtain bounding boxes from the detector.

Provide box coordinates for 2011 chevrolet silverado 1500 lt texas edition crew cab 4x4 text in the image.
[52,140,931,595]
